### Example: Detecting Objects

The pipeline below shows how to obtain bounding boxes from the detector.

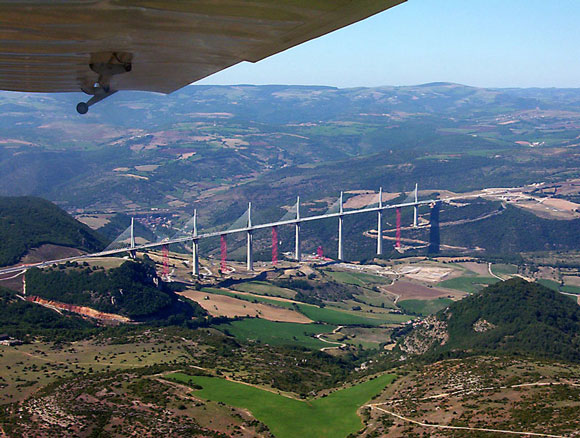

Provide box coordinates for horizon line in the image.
[189,82,580,91]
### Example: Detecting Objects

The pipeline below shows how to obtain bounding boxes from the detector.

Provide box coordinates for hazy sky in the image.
[198,0,580,89]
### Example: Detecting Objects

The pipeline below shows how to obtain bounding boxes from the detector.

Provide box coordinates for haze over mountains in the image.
[1,83,579,215]
[3,82,580,261]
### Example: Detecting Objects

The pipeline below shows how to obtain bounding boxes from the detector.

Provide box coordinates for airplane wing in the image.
[0,0,405,95]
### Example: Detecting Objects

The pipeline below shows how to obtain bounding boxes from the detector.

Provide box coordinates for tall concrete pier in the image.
[246,202,254,271]
[192,209,200,277]
[377,187,383,255]
[129,217,136,259]
[338,191,344,260]
[295,196,301,261]
[413,183,418,227]
[0,183,445,279]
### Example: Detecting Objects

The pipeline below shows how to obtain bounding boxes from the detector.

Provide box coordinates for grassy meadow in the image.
[214,318,336,349]
[438,276,499,293]
[166,372,396,438]
[398,298,453,316]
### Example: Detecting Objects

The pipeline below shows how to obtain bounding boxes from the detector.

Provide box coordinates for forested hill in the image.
[0,286,95,341]
[26,259,206,321]
[0,196,109,266]
[401,279,580,362]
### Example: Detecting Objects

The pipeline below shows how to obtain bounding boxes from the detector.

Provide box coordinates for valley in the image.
[1,84,580,437]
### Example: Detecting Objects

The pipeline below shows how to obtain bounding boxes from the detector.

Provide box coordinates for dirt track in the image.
[368,404,565,437]
[368,380,579,438]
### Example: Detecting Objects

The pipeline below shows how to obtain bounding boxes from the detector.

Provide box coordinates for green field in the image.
[333,299,395,315]
[354,289,397,309]
[297,305,401,326]
[298,305,383,325]
[398,298,453,316]
[232,281,297,299]
[562,285,580,294]
[202,287,408,326]
[538,279,580,295]
[300,123,372,137]
[214,318,335,349]
[438,276,499,293]
[325,270,390,287]
[201,287,295,308]
[538,279,562,292]
[563,294,580,302]
[166,373,396,438]
[336,327,394,349]
[492,263,518,276]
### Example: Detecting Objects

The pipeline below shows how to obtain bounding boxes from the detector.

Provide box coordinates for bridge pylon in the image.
[246,202,253,271]
[192,209,200,277]
[295,196,301,261]
[338,191,344,261]
[413,183,419,227]
[377,187,383,256]
[272,226,278,266]
[129,217,136,259]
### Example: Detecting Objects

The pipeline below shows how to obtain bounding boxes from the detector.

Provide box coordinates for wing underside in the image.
[0,0,405,94]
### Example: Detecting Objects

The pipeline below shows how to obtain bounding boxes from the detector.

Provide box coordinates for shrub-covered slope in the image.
[26,259,206,321]
[0,196,109,266]
[401,279,580,362]
[0,287,95,340]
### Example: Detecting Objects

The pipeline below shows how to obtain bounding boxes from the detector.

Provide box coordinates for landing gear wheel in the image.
[76,102,89,114]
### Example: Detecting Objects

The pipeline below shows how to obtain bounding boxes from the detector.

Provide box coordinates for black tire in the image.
[76,102,89,114]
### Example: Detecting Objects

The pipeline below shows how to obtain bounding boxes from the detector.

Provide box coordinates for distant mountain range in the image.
[2,83,580,129]
[1,83,578,209]
[1,83,580,259]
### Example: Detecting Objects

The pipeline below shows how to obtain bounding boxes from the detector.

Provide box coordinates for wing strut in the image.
[77,52,132,114]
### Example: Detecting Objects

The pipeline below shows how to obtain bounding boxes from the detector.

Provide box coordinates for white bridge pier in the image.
[0,185,436,278]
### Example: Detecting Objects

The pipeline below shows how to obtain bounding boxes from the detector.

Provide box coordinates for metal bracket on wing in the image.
[77,52,132,114]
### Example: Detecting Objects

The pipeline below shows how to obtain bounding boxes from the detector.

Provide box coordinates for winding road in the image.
[315,326,346,350]
[367,404,566,438]
[367,380,580,437]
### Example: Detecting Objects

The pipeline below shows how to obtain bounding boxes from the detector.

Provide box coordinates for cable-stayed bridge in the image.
[0,185,444,277]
